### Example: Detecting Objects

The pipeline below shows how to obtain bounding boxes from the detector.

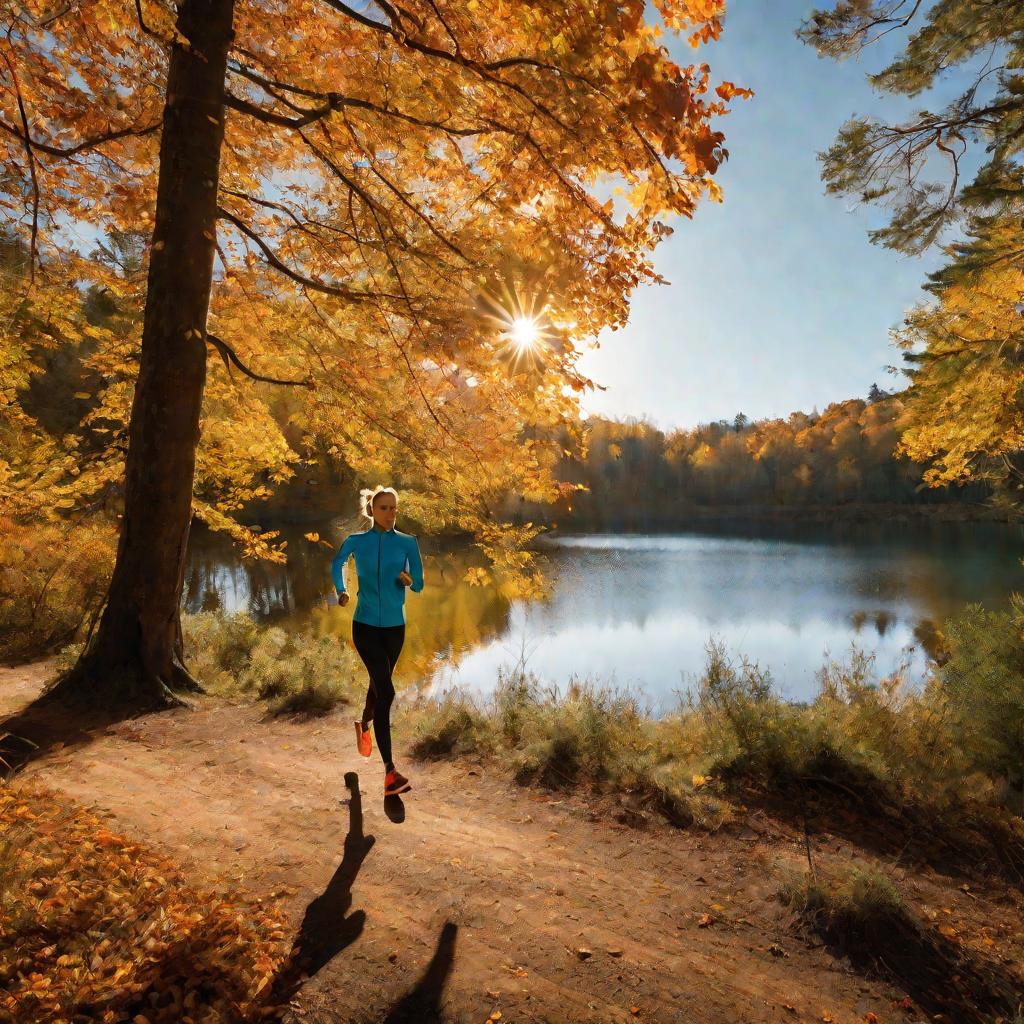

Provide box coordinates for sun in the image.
[475,276,558,372]
[508,316,541,350]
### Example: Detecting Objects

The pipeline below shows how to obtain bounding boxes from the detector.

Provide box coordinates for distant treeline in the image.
[530,390,989,531]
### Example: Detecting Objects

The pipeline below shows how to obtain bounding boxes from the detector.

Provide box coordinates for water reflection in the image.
[184,525,513,685]
[184,520,1024,707]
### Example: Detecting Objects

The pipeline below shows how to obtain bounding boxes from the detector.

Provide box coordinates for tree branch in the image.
[206,333,313,387]
[216,205,408,303]
[226,60,496,137]
[1,41,39,282]
[319,0,572,132]
[0,116,161,158]
[224,90,340,129]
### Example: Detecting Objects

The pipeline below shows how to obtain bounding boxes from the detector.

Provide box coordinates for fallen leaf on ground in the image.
[698,913,714,927]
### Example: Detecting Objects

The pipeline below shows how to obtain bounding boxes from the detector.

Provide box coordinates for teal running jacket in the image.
[331,527,424,627]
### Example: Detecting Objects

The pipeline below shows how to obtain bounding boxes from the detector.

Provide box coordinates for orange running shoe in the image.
[354,720,372,758]
[384,768,411,796]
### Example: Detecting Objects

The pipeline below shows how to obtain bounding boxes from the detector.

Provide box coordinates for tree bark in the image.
[47,0,235,710]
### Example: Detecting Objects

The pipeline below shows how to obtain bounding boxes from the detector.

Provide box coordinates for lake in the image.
[183,519,1024,708]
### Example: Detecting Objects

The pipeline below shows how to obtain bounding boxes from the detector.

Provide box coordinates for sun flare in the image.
[509,316,541,350]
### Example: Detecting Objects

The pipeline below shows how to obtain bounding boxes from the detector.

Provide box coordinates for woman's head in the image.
[360,485,399,530]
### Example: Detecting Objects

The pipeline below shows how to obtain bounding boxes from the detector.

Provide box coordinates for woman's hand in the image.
[338,592,350,607]
[397,570,413,587]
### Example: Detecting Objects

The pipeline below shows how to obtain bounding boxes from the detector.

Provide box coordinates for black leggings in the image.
[351,620,405,768]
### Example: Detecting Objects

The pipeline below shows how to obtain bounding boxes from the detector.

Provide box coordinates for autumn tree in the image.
[2,0,742,708]
[800,1,1024,502]
[535,396,964,529]
[895,221,1024,498]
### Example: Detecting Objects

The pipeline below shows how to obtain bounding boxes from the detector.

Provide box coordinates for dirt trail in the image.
[0,662,986,1023]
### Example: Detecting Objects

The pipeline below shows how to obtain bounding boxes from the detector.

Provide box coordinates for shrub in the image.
[509,676,647,788]
[0,515,116,663]
[779,860,1022,1024]
[780,863,904,928]
[696,639,840,787]
[411,691,494,759]
[180,611,360,717]
[939,597,1024,798]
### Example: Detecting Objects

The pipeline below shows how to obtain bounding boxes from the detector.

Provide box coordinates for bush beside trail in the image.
[780,864,1024,1024]
[179,612,362,718]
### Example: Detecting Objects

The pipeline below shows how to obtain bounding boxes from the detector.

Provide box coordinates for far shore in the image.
[235,500,1012,533]
[542,501,1013,531]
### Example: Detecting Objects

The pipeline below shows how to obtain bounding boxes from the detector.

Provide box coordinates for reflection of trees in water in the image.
[310,551,513,684]
[912,619,944,662]
[849,608,947,663]
[183,526,513,681]
[184,526,322,619]
[852,524,1024,618]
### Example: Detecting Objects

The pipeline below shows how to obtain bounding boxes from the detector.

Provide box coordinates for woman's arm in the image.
[331,535,354,594]
[408,538,424,593]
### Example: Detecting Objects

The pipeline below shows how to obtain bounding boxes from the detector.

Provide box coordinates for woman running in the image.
[331,486,423,797]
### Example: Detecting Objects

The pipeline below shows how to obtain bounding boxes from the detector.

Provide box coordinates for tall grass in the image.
[412,669,734,829]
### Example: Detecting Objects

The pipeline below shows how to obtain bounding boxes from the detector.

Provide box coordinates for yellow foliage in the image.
[895,233,1024,492]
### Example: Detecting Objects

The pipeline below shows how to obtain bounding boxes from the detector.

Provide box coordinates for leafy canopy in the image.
[1,0,746,575]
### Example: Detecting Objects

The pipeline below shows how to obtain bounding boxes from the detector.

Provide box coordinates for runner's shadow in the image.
[380,921,458,1023]
[384,794,405,823]
[263,771,374,1004]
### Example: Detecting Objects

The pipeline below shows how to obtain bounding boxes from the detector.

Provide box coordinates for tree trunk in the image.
[47,0,235,711]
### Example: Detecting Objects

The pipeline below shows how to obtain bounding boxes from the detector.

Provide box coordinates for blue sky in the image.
[577,0,950,430]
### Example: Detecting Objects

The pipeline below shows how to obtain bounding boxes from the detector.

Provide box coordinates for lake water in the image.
[184,520,1024,708]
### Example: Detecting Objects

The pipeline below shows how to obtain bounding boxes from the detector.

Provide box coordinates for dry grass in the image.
[411,619,1024,839]
[183,612,362,718]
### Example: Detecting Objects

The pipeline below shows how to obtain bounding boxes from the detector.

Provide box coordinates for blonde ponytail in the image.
[360,485,399,521]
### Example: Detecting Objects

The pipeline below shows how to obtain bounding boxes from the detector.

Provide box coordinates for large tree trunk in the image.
[47,0,235,711]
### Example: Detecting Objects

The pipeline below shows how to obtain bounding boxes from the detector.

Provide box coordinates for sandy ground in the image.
[3,660,1020,1024]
